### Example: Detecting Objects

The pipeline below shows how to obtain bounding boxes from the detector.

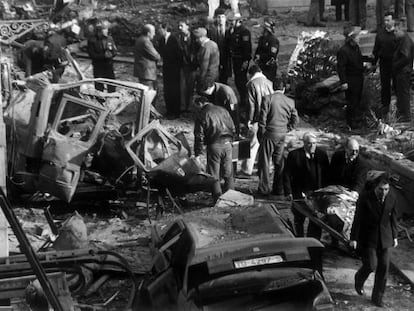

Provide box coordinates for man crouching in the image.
[193,96,236,202]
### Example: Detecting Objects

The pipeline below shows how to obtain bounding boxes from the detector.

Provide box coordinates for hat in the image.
[343,25,361,37]
[263,19,275,33]
[214,7,226,17]
[193,27,207,38]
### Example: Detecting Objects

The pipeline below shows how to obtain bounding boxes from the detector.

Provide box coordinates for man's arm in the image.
[144,40,161,62]
[350,192,365,244]
[288,101,299,131]
[258,95,269,141]
[283,151,294,196]
[199,45,211,81]
[336,48,348,85]
[247,83,257,122]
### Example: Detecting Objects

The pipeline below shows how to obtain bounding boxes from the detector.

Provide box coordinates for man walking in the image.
[392,27,414,121]
[350,172,399,307]
[194,96,236,202]
[240,64,273,176]
[257,86,298,196]
[337,26,365,129]
[372,12,397,119]
[133,24,161,90]
[284,132,330,238]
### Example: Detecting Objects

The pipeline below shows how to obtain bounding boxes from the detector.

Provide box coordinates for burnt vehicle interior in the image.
[137,206,334,311]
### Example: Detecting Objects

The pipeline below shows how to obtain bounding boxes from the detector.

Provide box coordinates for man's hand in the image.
[241,61,249,71]
[393,238,398,248]
[341,83,348,90]
[350,240,357,249]
[286,194,293,201]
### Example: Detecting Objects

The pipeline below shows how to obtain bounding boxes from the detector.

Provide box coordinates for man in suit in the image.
[337,25,365,129]
[329,138,368,195]
[194,27,220,93]
[158,23,182,118]
[284,132,330,237]
[372,12,397,119]
[209,8,232,84]
[257,86,298,196]
[350,172,399,307]
[133,24,161,90]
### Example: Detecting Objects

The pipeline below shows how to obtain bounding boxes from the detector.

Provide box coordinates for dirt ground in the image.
[5,0,414,310]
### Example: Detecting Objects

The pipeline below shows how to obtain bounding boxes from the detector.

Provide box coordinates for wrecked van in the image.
[5,76,156,202]
[138,204,334,311]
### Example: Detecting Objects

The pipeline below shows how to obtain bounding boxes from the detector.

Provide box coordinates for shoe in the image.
[354,274,364,296]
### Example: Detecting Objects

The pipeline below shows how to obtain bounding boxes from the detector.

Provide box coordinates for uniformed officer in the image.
[254,19,279,88]
[228,13,252,110]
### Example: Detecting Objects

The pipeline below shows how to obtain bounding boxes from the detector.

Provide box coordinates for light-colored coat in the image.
[133,35,161,81]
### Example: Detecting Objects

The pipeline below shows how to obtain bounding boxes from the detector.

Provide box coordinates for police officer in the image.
[254,18,279,88]
[228,13,252,110]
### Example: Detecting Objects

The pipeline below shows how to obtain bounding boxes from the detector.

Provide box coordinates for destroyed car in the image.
[5,75,156,202]
[138,204,334,310]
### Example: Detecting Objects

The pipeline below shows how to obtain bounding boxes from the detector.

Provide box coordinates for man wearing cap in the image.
[209,8,232,84]
[284,132,330,238]
[254,18,279,87]
[240,64,273,176]
[194,96,236,202]
[350,172,398,307]
[392,27,414,121]
[349,0,367,29]
[201,81,240,135]
[133,24,161,90]
[372,12,397,119]
[87,20,117,92]
[257,86,298,196]
[337,25,365,129]
[306,0,326,27]
[227,14,252,110]
[194,27,220,93]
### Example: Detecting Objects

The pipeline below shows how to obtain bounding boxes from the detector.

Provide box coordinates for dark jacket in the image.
[197,39,220,90]
[254,33,279,68]
[87,34,117,65]
[328,149,368,193]
[158,34,182,73]
[392,31,414,75]
[373,28,397,64]
[133,35,161,81]
[246,72,274,122]
[258,92,298,140]
[337,41,364,84]
[350,189,398,248]
[209,82,238,112]
[228,25,252,61]
[43,32,67,68]
[177,32,198,70]
[208,25,232,77]
[284,146,330,199]
[194,103,235,156]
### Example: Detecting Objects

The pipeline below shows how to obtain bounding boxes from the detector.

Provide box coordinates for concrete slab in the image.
[390,240,414,285]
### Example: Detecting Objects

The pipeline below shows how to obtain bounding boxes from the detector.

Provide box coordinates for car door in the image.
[38,93,108,202]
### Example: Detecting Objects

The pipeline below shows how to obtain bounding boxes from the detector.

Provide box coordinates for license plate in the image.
[234,255,283,269]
